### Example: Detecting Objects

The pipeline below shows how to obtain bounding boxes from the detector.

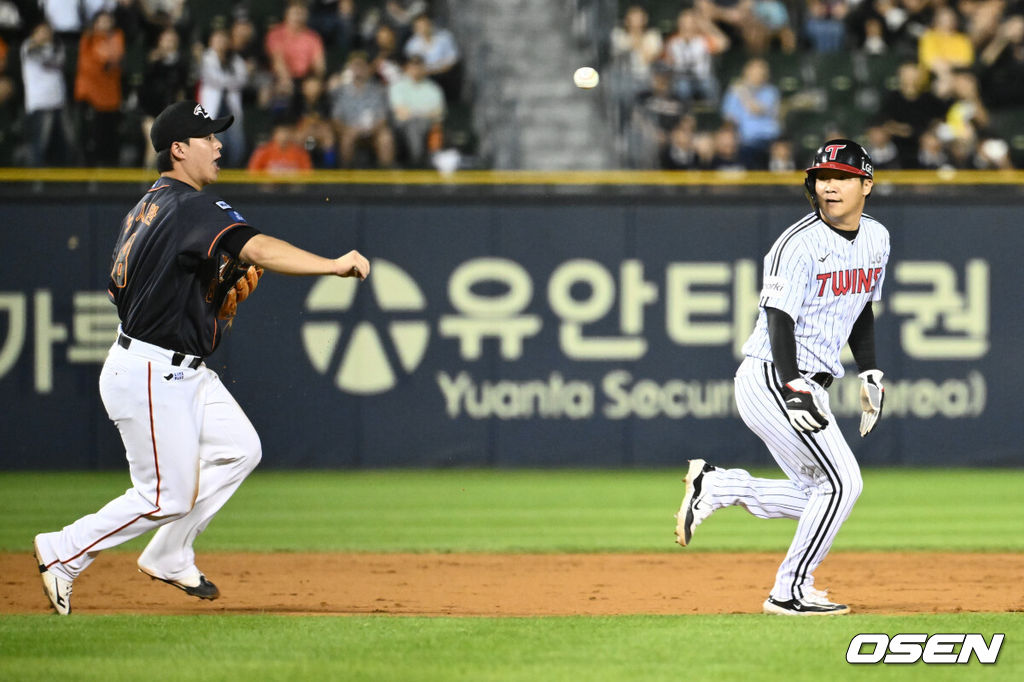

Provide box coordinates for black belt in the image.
[808,372,834,389]
[117,333,203,370]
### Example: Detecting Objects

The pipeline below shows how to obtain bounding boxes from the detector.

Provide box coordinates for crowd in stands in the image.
[0,0,460,170]
[610,0,1024,170]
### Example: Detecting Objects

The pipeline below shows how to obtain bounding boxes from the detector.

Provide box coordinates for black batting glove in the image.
[782,378,830,433]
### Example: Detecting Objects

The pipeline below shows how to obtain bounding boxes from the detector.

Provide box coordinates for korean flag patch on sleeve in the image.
[215,200,246,224]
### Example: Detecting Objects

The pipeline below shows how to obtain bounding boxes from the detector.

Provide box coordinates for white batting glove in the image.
[782,378,830,433]
[858,369,885,437]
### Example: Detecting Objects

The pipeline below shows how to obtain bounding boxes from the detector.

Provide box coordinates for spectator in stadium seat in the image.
[21,21,76,166]
[310,0,360,57]
[879,61,949,167]
[231,10,261,67]
[694,0,753,49]
[74,10,124,167]
[915,128,948,169]
[918,6,974,78]
[296,74,339,168]
[247,118,313,172]
[957,0,1004,49]
[199,27,250,168]
[899,0,936,49]
[860,15,889,54]
[328,51,394,168]
[708,123,746,170]
[720,57,780,169]
[767,137,796,172]
[388,55,445,168]
[266,0,327,99]
[139,27,189,169]
[660,115,701,170]
[404,14,461,102]
[368,24,403,85]
[978,14,1024,108]
[610,4,663,92]
[632,63,687,165]
[382,0,428,44]
[137,0,189,48]
[942,69,990,144]
[0,36,13,110]
[864,124,902,169]
[662,9,726,105]
[747,0,797,53]
[803,0,849,53]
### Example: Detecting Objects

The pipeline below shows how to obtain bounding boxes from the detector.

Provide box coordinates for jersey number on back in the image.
[111,233,137,288]
[111,201,160,289]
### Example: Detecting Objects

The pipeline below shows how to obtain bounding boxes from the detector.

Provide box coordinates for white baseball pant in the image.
[35,335,261,584]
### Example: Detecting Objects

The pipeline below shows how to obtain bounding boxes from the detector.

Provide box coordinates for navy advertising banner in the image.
[0,191,1017,469]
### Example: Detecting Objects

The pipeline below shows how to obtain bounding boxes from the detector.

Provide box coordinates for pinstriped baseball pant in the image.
[704,357,863,601]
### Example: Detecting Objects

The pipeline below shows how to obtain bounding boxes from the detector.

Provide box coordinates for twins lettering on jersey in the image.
[815,267,883,297]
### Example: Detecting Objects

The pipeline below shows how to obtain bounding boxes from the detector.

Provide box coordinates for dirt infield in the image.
[3,552,1022,616]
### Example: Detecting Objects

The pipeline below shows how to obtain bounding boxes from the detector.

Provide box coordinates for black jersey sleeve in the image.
[180,193,252,259]
[219,225,261,258]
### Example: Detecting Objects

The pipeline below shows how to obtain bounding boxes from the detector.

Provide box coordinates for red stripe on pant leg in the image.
[56,510,159,564]
[148,362,162,507]
[50,362,164,567]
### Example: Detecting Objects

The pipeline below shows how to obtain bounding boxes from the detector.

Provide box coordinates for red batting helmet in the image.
[804,138,873,210]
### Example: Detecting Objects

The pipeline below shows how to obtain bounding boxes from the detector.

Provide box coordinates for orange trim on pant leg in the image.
[51,362,164,567]
[149,362,162,507]
[57,511,159,564]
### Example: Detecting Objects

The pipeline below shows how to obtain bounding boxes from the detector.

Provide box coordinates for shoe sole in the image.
[138,568,220,601]
[674,459,707,547]
[33,536,71,615]
[762,599,850,616]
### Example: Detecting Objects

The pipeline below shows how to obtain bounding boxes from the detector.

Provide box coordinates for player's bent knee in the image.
[148,498,194,520]
[846,471,864,503]
[239,433,262,472]
[834,468,864,504]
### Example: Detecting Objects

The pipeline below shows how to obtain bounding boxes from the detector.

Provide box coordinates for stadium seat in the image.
[766,52,808,96]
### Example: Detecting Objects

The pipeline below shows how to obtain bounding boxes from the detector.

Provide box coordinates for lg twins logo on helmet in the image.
[193,104,212,120]
[823,144,847,160]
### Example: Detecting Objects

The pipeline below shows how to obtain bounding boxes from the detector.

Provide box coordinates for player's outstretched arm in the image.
[239,234,369,279]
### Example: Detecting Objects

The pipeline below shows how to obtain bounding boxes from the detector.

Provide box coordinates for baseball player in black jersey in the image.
[33,100,370,614]
[674,140,889,615]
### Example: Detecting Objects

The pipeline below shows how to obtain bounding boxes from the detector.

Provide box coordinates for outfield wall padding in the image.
[0,186,1018,468]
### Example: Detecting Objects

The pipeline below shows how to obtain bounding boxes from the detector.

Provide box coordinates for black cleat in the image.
[139,569,221,600]
[763,595,849,616]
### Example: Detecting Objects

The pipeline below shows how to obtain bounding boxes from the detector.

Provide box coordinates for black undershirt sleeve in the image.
[765,306,800,383]
[219,225,261,258]
[847,302,877,371]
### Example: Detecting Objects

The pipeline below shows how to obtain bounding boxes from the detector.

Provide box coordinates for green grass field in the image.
[1,469,1021,681]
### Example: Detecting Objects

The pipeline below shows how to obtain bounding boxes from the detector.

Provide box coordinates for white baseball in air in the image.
[573,66,600,89]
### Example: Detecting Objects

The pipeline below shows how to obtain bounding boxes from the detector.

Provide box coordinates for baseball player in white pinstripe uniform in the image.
[674,139,889,615]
